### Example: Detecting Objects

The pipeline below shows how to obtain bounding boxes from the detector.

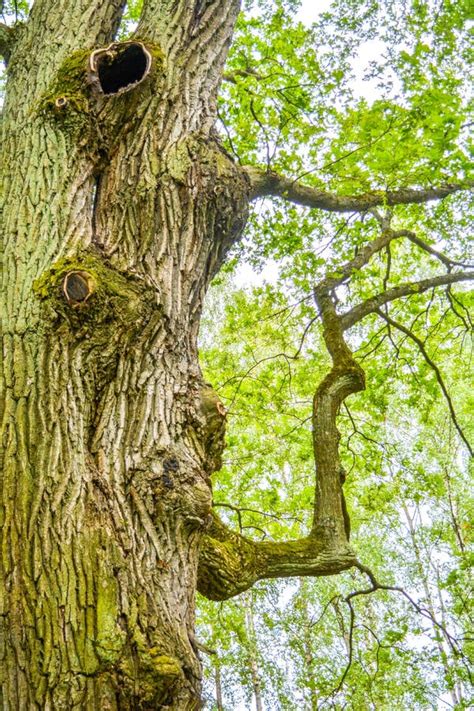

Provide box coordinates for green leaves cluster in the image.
[198,4,472,706]
[220,0,471,199]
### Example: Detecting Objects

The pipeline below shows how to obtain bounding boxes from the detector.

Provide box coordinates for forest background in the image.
[1,0,472,709]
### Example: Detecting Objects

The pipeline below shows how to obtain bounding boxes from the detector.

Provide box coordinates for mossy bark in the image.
[1,1,244,707]
[1,1,365,706]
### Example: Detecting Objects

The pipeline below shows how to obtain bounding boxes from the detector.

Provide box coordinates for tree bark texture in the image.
[0,0,399,707]
[1,2,245,708]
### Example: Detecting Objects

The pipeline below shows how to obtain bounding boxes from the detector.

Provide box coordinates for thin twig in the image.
[376,309,472,455]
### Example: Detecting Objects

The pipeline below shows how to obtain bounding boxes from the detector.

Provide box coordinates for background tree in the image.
[0,0,472,709]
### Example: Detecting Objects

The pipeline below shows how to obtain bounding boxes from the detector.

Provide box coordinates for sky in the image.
[234,0,385,288]
[296,0,332,23]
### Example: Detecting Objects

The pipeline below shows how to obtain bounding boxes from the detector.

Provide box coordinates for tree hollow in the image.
[90,42,152,96]
[63,270,94,305]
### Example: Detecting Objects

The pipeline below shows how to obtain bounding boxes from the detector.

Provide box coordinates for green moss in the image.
[37,49,92,132]
[55,49,92,90]
[94,558,125,666]
[148,651,182,679]
[142,41,165,70]
[33,250,159,340]
[116,641,183,705]
[167,139,194,183]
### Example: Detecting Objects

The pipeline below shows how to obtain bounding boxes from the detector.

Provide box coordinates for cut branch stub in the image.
[63,270,94,307]
[54,96,68,110]
[89,42,152,96]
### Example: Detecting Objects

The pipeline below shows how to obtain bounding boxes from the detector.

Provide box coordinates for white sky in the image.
[234,0,393,288]
[296,0,332,22]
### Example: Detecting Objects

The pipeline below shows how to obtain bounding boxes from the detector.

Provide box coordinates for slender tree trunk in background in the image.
[442,462,466,554]
[0,1,244,707]
[402,504,461,708]
[299,581,318,711]
[243,594,263,711]
[215,662,224,711]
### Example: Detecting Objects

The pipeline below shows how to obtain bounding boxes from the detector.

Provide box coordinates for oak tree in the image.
[0,0,472,708]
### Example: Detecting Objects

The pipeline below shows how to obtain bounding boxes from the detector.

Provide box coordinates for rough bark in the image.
[1,1,244,707]
[197,513,356,601]
[1,1,471,708]
[0,23,15,63]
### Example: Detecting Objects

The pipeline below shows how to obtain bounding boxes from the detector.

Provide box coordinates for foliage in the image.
[1,0,472,708]
[197,0,473,708]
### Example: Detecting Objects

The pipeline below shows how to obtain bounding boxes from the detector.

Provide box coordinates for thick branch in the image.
[222,68,266,84]
[341,271,474,330]
[311,291,365,540]
[197,513,356,601]
[244,167,472,212]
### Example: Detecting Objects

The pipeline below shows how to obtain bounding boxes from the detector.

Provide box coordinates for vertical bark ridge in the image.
[1,70,101,329]
[4,0,126,116]
[94,124,249,326]
[0,1,245,706]
[137,0,241,132]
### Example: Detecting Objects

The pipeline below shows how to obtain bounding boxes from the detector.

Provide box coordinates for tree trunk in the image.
[0,2,244,707]
[1,0,398,706]
[214,662,224,711]
[402,504,460,709]
[243,593,263,711]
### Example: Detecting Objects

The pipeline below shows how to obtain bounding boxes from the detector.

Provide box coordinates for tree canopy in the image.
[198,1,472,706]
[1,0,472,708]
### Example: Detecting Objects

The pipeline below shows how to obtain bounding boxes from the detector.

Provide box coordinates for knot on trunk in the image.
[197,384,227,474]
[33,251,160,341]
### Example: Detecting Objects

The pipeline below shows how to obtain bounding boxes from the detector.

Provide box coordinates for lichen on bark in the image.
[0,0,365,707]
[1,2,246,707]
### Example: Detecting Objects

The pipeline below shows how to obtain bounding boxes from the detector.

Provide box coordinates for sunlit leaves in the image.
[198,5,472,705]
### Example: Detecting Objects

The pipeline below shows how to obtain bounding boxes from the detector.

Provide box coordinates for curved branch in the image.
[197,513,356,601]
[341,271,474,330]
[222,68,265,84]
[353,562,468,663]
[244,167,472,213]
[374,310,473,456]
[311,291,365,540]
